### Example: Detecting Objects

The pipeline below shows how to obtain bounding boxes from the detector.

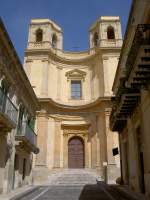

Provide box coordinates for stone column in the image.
[41,60,49,97]
[35,114,48,166]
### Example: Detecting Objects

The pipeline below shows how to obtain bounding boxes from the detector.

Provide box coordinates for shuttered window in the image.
[71,80,82,99]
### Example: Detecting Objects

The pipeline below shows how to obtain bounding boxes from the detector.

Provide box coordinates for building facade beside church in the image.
[110,0,150,197]
[0,18,39,194]
[24,16,123,184]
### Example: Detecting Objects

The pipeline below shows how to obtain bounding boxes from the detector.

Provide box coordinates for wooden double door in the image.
[68,136,84,168]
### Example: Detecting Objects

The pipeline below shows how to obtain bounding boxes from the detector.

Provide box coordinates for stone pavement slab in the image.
[0,169,148,200]
[0,185,38,200]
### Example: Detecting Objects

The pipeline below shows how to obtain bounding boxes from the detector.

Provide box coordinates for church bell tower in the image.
[27,19,63,50]
[89,16,122,48]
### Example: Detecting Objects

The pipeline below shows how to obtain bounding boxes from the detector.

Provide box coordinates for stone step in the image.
[46,169,99,186]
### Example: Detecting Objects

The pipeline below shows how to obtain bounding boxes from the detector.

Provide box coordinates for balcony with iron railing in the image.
[0,87,18,131]
[15,121,38,153]
[15,121,39,154]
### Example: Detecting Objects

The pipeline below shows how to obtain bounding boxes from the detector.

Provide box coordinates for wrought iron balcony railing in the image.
[126,24,150,77]
[16,121,38,152]
[0,87,18,127]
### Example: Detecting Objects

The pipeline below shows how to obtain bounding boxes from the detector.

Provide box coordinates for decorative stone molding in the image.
[63,129,88,135]
[65,69,86,81]
[102,56,109,60]
[42,59,48,62]
[26,59,33,63]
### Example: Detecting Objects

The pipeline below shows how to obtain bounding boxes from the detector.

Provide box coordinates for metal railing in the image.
[126,24,150,77]
[16,122,37,147]
[0,87,18,125]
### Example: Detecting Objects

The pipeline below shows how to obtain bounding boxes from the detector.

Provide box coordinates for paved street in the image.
[16,169,144,200]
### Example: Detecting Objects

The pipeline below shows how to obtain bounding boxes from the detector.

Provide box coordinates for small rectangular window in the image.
[71,80,82,99]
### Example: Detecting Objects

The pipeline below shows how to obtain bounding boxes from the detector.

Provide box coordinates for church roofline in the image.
[89,16,120,31]
[30,18,62,33]
[25,46,121,64]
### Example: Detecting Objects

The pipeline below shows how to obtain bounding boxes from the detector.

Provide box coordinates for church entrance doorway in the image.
[68,136,84,168]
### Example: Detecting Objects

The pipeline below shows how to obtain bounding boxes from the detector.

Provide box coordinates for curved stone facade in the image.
[24,16,122,183]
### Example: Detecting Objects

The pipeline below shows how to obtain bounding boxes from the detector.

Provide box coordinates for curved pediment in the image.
[65,69,86,81]
[38,96,111,111]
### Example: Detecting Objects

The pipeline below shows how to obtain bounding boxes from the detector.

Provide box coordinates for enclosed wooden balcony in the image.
[15,122,39,154]
[110,108,127,132]
[110,24,150,132]
[110,86,140,132]
[126,24,150,88]
[0,87,18,132]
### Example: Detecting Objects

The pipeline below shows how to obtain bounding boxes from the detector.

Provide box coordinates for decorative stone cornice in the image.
[61,124,90,130]
[38,96,111,111]
[26,59,33,63]
[63,129,88,135]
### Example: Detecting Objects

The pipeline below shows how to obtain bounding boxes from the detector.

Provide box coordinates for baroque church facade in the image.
[24,16,122,183]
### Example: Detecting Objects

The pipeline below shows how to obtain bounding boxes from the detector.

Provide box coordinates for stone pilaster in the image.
[96,132,101,169]
[63,133,68,168]
[35,114,48,166]
[88,141,92,168]
[84,135,89,168]
[56,66,62,100]
[53,119,61,168]
[105,110,120,183]
[91,134,97,168]
[103,57,109,96]
[41,60,49,96]
[90,68,95,100]
[97,112,108,180]
[25,60,32,81]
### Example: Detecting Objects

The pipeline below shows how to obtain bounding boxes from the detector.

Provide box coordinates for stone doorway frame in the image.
[68,136,85,168]
[62,125,90,169]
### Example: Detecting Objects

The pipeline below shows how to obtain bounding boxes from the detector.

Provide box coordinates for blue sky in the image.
[0,0,131,62]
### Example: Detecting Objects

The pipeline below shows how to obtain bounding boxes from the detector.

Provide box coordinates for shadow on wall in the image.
[0,136,8,168]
